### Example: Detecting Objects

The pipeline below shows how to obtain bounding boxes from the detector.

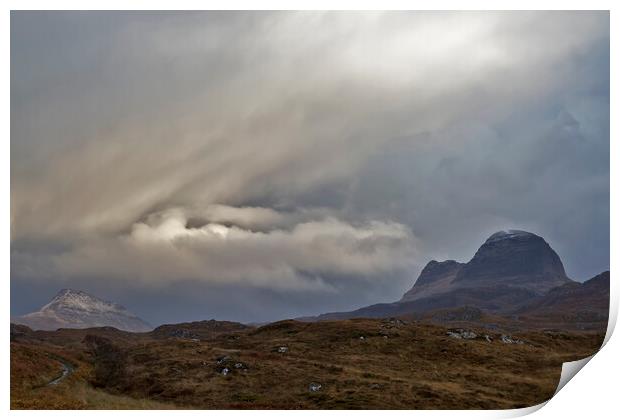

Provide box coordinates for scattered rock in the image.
[220,367,230,376]
[359,336,366,340]
[501,335,524,345]
[234,362,247,369]
[277,346,289,353]
[380,318,407,331]
[169,328,198,339]
[383,335,388,339]
[484,335,493,343]
[384,318,407,326]
[446,329,477,340]
[216,355,231,365]
[308,382,322,392]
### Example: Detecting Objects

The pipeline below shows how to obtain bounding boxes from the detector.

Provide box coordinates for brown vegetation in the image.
[10,317,604,409]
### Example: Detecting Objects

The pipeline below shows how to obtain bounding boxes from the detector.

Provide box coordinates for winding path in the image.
[46,356,75,386]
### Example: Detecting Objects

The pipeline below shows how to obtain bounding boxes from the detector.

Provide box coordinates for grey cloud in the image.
[11,11,609,322]
[14,206,416,294]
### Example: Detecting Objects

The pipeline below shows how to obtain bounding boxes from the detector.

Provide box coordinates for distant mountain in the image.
[515,271,610,323]
[452,230,571,293]
[307,230,607,322]
[402,230,572,302]
[12,289,152,332]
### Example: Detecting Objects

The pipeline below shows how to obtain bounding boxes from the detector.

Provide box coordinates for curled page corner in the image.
[546,279,616,404]
[514,318,614,416]
[554,354,595,396]
[502,400,549,418]
[602,309,617,348]
[502,355,598,418]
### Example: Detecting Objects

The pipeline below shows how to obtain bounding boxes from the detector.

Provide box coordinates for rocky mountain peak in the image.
[484,229,538,244]
[414,260,463,287]
[401,229,573,304]
[43,288,125,312]
[454,229,570,293]
[13,289,151,332]
[54,288,95,299]
[401,259,465,302]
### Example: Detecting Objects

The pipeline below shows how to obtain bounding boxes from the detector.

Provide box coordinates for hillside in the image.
[10,317,604,409]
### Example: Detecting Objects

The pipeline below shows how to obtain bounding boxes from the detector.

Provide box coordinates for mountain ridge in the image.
[303,230,605,323]
[12,288,152,332]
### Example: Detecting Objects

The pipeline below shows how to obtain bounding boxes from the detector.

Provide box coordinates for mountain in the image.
[399,229,572,307]
[401,260,464,301]
[12,289,152,332]
[452,230,571,293]
[515,271,610,323]
[308,230,606,322]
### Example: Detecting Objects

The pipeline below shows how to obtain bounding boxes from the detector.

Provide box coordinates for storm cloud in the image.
[11,11,609,324]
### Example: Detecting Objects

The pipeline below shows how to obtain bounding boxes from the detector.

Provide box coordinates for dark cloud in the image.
[11,11,609,324]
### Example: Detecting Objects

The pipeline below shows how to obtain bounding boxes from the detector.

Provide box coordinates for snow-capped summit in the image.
[484,229,537,244]
[400,229,573,303]
[12,289,152,332]
[42,289,127,313]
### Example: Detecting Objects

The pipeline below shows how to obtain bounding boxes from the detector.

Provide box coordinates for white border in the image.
[2,2,616,420]
[0,1,617,11]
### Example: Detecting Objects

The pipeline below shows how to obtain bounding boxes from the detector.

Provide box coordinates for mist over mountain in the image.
[308,230,606,321]
[10,11,609,324]
[8,10,610,411]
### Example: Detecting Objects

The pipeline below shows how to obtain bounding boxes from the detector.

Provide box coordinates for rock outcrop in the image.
[401,260,464,302]
[453,230,571,293]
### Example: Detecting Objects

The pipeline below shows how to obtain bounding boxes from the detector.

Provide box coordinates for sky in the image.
[10,11,609,325]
